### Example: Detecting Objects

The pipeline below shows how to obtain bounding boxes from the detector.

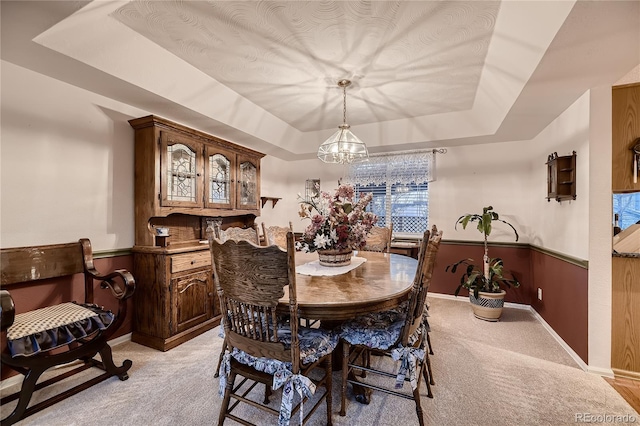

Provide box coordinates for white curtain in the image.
[344,150,436,186]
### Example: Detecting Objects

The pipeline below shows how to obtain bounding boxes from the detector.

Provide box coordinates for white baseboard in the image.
[429,292,530,310]
[588,366,616,378]
[429,292,607,375]
[428,293,466,303]
[0,333,133,391]
[526,307,592,373]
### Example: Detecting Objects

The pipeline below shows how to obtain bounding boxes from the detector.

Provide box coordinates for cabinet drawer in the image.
[171,251,211,273]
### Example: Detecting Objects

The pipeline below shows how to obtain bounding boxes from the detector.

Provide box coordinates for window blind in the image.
[345,151,433,235]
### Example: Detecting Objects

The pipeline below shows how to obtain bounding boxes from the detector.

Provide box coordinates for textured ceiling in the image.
[2,1,639,160]
[112,1,499,132]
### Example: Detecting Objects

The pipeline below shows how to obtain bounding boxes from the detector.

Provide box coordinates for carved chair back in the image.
[400,225,442,346]
[209,232,300,373]
[362,224,393,253]
[215,224,260,245]
[261,222,293,249]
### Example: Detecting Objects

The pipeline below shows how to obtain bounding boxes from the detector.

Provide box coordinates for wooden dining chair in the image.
[210,232,337,426]
[361,224,393,253]
[338,226,442,426]
[212,222,260,378]
[261,221,293,249]
[215,224,260,245]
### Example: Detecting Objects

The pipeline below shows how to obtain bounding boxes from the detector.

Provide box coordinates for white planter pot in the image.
[469,290,506,322]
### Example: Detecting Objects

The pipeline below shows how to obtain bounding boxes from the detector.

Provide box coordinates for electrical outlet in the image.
[537,288,543,301]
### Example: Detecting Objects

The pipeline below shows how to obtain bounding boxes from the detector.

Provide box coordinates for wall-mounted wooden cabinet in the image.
[612,83,640,192]
[546,151,576,202]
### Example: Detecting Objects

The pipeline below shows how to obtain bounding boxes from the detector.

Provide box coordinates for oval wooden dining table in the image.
[277,250,418,322]
[277,250,418,404]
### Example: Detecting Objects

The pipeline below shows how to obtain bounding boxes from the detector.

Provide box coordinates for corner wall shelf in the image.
[260,197,281,208]
[546,151,577,202]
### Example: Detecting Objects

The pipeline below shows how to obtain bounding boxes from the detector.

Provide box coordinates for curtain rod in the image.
[369,148,447,158]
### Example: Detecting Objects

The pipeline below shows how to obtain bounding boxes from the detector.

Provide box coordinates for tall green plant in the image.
[446,206,520,296]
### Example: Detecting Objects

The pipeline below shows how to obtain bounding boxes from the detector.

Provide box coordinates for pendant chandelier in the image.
[317,79,369,164]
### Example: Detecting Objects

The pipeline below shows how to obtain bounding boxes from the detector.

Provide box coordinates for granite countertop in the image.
[612,251,640,258]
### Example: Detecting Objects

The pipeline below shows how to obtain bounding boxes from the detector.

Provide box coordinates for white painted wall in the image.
[429,142,535,244]
[260,141,538,245]
[588,86,615,375]
[0,61,145,250]
[527,92,591,260]
[257,157,346,233]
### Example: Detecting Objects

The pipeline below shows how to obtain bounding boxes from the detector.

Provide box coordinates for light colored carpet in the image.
[2,297,637,425]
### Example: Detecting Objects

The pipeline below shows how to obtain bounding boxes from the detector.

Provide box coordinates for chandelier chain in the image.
[342,84,347,125]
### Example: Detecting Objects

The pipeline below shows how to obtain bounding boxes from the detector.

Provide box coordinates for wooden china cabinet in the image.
[129,115,264,351]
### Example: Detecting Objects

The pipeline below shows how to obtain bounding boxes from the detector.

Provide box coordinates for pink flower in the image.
[297,184,378,252]
[335,185,355,200]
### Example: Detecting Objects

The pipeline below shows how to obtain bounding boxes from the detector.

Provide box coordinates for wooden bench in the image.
[0,238,135,425]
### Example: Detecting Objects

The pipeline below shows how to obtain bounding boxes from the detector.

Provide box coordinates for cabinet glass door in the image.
[205,146,236,209]
[237,155,260,210]
[160,131,202,207]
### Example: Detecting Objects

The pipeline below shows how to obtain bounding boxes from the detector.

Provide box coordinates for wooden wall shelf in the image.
[546,151,577,202]
[261,197,281,208]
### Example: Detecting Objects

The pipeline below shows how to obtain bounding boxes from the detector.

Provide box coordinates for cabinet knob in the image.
[191,260,196,265]
[208,292,213,297]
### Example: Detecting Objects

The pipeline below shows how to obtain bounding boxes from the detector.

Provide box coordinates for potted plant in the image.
[445,206,520,321]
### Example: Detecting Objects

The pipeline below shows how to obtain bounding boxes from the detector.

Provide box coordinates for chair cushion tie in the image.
[391,345,425,390]
[273,368,316,426]
[218,351,232,396]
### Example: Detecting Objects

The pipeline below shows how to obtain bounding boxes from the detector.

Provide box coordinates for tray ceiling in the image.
[2,1,639,159]
[112,1,498,132]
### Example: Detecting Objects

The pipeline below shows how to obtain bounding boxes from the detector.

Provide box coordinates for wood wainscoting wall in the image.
[431,241,589,363]
[430,241,532,305]
[529,248,589,364]
[612,256,640,380]
[2,242,592,378]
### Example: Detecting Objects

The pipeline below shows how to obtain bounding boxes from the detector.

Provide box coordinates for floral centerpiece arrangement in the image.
[297,184,377,266]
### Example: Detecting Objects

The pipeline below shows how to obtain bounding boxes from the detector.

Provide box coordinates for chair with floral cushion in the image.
[211,232,336,426]
[361,224,393,253]
[212,223,260,378]
[261,222,293,249]
[338,226,442,426]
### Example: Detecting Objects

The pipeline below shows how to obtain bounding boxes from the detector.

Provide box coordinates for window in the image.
[613,192,640,230]
[355,182,429,234]
[346,151,435,236]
